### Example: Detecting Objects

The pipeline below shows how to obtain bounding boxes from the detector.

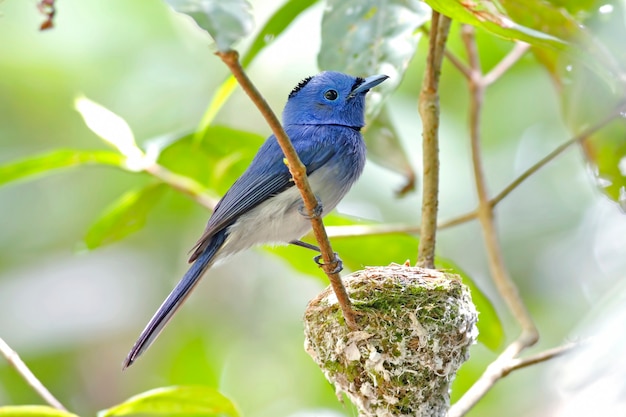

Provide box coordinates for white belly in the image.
[218,166,350,256]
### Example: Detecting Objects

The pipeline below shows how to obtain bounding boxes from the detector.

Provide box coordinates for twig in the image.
[215,50,357,330]
[483,42,530,86]
[503,341,579,376]
[444,49,472,80]
[416,12,451,269]
[0,337,67,411]
[143,163,217,210]
[326,209,476,239]
[464,25,538,336]
[492,101,626,206]
[448,340,579,417]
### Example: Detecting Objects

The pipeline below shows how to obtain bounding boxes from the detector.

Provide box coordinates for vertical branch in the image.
[417,12,451,268]
[215,50,357,329]
[462,25,538,340]
[448,26,539,417]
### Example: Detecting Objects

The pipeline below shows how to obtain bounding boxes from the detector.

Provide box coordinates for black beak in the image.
[349,74,389,97]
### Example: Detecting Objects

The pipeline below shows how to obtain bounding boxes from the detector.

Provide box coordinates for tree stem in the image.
[417,12,451,268]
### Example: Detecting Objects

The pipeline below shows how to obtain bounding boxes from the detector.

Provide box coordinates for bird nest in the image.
[304,264,478,417]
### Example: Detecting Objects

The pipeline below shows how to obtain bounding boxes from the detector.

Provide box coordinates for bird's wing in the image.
[189,129,336,262]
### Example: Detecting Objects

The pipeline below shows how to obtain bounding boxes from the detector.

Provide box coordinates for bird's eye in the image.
[324,89,338,101]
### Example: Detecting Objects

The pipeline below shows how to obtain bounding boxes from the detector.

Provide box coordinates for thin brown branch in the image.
[449,340,579,417]
[483,42,530,86]
[492,102,626,206]
[448,337,532,417]
[416,12,451,269]
[326,209,478,239]
[432,15,451,72]
[215,50,357,329]
[503,341,579,376]
[445,49,472,80]
[438,209,478,229]
[464,25,538,337]
[0,337,67,411]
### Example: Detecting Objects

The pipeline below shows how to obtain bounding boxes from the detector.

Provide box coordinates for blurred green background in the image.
[1,1,625,416]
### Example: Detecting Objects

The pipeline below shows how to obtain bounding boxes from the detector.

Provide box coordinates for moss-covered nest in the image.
[304,264,478,417]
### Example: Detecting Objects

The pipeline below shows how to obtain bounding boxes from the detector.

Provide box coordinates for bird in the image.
[123,71,388,368]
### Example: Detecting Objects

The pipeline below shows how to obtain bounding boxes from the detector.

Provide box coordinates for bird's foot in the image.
[290,240,320,252]
[314,253,343,274]
[298,197,323,219]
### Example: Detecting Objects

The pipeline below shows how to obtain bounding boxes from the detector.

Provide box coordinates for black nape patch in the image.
[350,77,366,92]
[289,76,313,99]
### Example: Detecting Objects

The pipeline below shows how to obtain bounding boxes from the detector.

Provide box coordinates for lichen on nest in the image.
[304,264,478,417]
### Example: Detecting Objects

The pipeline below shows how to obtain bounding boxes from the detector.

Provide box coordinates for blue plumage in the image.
[123,71,388,368]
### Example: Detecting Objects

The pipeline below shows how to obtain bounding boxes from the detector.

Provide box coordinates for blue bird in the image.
[123,71,388,368]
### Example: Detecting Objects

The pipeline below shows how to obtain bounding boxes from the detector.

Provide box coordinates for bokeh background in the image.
[1,0,625,416]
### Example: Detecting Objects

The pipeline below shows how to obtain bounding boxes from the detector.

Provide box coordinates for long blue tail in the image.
[123,230,227,369]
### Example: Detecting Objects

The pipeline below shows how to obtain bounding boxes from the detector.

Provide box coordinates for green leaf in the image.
[319,0,431,120]
[500,0,622,87]
[363,105,416,196]
[545,0,600,16]
[196,0,319,136]
[499,0,585,44]
[195,76,240,142]
[427,0,621,88]
[269,215,414,278]
[0,406,80,417]
[0,149,125,188]
[84,183,169,250]
[167,0,254,52]
[436,258,505,351]
[537,1,626,208]
[98,385,239,417]
[159,126,264,195]
[332,232,417,271]
[572,2,626,207]
[581,117,626,209]
[74,96,144,164]
[424,0,567,48]
[271,217,404,275]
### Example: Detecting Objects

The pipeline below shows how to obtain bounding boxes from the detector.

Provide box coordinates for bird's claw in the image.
[298,198,323,219]
[314,253,343,274]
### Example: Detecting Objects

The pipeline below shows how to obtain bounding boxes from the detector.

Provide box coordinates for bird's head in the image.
[282,71,388,129]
